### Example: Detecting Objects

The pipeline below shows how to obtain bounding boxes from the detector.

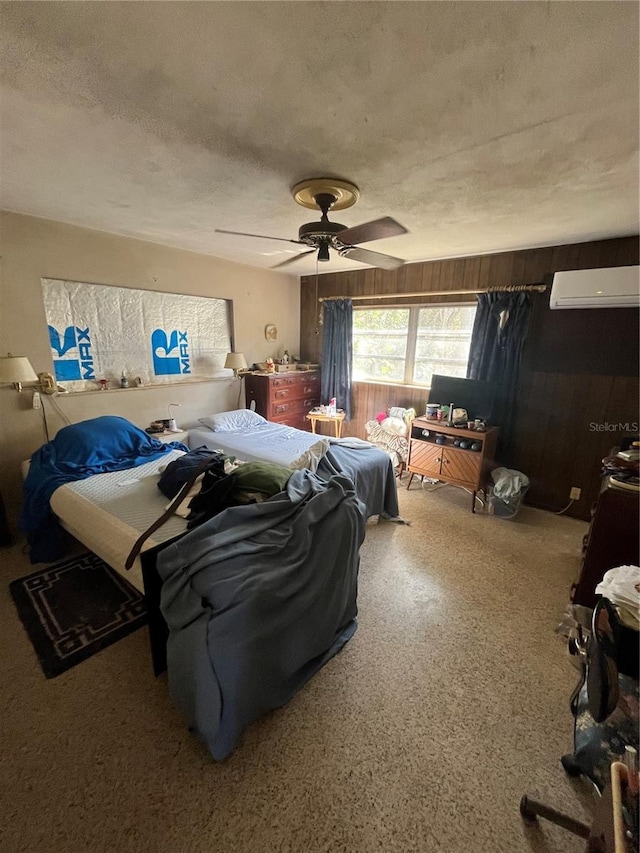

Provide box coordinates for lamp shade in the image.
[0,355,38,387]
[224,352,248,371]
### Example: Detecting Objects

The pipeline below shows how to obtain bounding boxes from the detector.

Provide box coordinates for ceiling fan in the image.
[216,178,408,270]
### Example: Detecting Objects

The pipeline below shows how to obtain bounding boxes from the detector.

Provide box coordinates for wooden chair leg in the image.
[519,795,590,839]
[406,472,414,490]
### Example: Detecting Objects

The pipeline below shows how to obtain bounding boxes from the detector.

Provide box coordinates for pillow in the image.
[198,409,267,432]
[380,416,408,437]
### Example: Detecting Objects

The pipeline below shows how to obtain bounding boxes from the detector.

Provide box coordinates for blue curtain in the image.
[467,291,532,457]
[321,299,353,419]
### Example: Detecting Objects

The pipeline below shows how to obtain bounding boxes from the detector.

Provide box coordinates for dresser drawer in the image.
[271,412,311,432]
[270,375,300,388]
[272,386,320,403]
[270,397,317,418]
[270,376,318,403]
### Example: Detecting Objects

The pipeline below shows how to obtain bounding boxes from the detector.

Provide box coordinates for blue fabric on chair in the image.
[21,416,186,563]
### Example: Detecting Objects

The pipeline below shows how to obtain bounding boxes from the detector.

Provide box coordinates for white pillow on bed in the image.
[198,409,268,432]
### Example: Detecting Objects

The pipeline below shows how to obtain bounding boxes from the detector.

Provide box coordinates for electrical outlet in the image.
[569,487,581,501]
[32,391,41,410]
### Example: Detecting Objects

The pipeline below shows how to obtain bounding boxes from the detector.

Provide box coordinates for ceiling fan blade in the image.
[336,216,407,246]
[216,228,306,245]
[339,246,405,270]
[270,249,316,269]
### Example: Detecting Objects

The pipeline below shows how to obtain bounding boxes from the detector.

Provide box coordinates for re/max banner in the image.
[42,279,231,391]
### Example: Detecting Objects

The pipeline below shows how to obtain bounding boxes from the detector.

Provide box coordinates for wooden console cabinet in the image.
[244,370,320,431]
[407,418,499,512]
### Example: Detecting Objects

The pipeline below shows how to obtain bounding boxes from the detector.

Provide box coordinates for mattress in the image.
[188,424,329,471]
[49,451,188,592]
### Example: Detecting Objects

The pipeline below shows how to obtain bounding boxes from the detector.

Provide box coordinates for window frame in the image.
[352,302,476,388]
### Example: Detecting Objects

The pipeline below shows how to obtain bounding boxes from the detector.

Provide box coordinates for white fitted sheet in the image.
[49,451,188,592]
[188,424,329,471]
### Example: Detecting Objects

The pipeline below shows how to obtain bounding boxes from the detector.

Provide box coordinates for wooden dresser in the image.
[407,418,499,512]
[244,370,320,431]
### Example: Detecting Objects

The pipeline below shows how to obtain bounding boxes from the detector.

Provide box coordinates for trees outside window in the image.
[353,304,476,387]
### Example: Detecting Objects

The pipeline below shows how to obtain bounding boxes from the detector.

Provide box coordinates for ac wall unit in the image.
[550,265,639,309]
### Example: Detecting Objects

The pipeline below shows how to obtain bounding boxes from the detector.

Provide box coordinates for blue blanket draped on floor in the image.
[157,469,366,760]
[21,416,187,563]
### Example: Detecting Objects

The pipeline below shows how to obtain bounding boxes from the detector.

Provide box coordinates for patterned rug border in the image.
[10,552,147,679]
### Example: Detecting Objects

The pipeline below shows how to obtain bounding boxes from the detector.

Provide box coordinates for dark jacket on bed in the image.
[157,468,366,760]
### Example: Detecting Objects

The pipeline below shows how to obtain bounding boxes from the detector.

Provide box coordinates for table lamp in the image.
[167,403,182,432]
[224,352,248,378]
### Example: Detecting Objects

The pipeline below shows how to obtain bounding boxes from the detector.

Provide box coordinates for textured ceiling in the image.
[1,1,638,275]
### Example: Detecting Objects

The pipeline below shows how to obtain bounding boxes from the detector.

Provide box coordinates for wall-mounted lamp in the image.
[0,354,38,392]
[224,352,248,378]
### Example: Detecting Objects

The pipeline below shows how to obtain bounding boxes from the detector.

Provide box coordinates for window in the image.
[352,304,476,387]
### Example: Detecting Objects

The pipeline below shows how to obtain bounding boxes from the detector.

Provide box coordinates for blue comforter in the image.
[158,468,366,760]
[21,416,187,563]
[317,443,399,518]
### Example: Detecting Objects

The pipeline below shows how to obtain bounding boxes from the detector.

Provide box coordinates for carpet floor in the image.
[0,484,594,853]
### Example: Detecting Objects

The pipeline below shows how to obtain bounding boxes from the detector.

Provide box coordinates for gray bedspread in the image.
[317,444,399,519]
[157,469,366,760]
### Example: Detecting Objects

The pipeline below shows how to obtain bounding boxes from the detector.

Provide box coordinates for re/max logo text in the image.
[48,325,95,381]
[151,329,190,376]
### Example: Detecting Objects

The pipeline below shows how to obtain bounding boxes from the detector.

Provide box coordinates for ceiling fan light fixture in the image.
[317,242,330,262]
[219,177,407,270]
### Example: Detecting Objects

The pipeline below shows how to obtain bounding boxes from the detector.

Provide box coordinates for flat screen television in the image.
[427,375,497,424]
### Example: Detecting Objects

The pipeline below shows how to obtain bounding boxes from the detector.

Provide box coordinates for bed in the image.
[21,416,364,758]
[48,451,189,592]
[188,409,400,520]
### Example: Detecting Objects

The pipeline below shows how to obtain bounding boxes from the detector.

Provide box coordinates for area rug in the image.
[9,552,147,679]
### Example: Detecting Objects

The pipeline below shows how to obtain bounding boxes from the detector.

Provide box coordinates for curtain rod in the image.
[317,283,547,302]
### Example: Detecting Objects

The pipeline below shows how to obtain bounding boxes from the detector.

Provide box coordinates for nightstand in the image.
[153,430,189,445]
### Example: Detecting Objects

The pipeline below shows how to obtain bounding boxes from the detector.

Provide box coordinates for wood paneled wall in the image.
[300,237,639,519]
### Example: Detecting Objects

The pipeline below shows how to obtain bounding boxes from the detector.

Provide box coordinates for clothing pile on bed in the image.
[157,446,295,527]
